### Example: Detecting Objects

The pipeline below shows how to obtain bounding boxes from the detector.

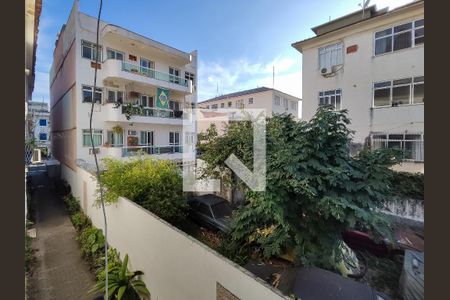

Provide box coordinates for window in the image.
[141,95,154,107]
[236,99,244,108]
[318,89,342,110]
[283,98,288,108]
[374,19,424,55]
[221,103,225,108]
[170,100,181,111]
[211,104,218,110]
[81,40,102,61]
[128,130,137,136]
[106,90,124,104]
[319,42,343,70]
[274,96,280,106]
[371,133,424,161]
[39,119,47,126]
[169,67,180,84]
[106,130,124,146]
[290,101,298,110]
[228,101,232,107]
[198,203,212,217]
[373,76,424,107]
[169,132,180,145]
[185,71,195,83]
[140,58,155,77]
[248,98,254,104]
[106,48,124,60]
[39,133,47,141]
[82,85,102,103]
[82,129,103,147]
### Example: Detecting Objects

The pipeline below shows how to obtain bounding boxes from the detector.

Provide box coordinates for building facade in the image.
[28,101,51,150]
[50,1,197,170]
[292,1,424,173]
[199,87,300,117]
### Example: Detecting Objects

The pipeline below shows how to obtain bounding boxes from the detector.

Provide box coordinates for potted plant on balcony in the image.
[174,110,183,118]
[123,103,142,120]
[112,125,123,135]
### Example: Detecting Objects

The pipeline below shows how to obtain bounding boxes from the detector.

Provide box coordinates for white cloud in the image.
[198,55,302,102]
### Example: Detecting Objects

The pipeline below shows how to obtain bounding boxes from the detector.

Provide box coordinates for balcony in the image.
[102,103,183,125]
[122,145,182,157]
[102,59,192,94]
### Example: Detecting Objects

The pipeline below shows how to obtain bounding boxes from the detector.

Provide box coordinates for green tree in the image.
[99,157,186,223]
[198,106,401,270]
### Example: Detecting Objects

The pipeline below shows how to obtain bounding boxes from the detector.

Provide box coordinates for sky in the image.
[32,0,414,106]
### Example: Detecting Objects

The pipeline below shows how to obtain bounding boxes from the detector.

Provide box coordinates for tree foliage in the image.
[198,106,401,269]
[100,157,186,223]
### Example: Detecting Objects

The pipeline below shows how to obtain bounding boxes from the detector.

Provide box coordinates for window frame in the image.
[169,131,180,145]
[248,98,254,104]
[106,48,124,61]
[318,42,344,70]
[39,133,47,141]
[318,89,342,110]
[39,119,47,126]
[106,130,124,147]
[274,96,281,106]
[82,129,103,147]
[82,85,103,104]
[106,89,125,104]
[371,133,424,162]
[81,40,102,61]
[373,18,424,56]
[372,76,424,108]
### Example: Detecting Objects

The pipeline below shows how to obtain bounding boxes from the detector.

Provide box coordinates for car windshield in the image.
[211,202,232,219]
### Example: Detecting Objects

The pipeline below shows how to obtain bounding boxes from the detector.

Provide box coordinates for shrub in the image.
[100,157,186,223]
[25,234,35,272]
[63,194,80,215]
[78,226,105,269]
[390,171,424,200]
[71,212,92,232]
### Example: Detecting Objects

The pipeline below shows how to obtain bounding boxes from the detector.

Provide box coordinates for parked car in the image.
[187,194,233,233]
[292,266,390,300]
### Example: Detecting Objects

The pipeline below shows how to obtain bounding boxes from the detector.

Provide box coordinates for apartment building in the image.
[28,101,50,150]
[50,1,197,170]
[199,87,300,117]
[292,1,424,173]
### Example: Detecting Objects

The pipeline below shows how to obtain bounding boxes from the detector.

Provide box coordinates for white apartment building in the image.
[50,1,197,171]
[292,1,424,173]
[28,101,50,149]
[199,87,300,117]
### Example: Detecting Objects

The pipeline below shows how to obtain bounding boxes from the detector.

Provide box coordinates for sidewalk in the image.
[27,169,96,300]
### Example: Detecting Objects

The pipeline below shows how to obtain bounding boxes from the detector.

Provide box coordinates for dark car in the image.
[187,194,233,233]
[293,267,390,300]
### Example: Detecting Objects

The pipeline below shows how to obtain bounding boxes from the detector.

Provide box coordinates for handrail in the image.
[122,145,183,157]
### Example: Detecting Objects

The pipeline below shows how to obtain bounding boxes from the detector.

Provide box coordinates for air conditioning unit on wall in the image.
[321,67,332,76]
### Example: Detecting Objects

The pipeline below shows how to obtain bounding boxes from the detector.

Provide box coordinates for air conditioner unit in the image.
[89,148,100,155]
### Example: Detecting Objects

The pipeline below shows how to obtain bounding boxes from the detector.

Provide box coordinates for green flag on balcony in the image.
[156,87,170,109]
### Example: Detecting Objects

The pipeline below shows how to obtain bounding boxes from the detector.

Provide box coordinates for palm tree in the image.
[91,254,150,299]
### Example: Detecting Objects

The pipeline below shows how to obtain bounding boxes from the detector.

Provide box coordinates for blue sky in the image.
[32,0,413,103]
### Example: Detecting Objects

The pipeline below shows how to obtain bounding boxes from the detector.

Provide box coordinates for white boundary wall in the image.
[62,164,288,300]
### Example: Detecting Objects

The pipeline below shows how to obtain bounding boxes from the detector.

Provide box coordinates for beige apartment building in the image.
[199,87,300,117]
[50,1,197,171]
[292,0,424,173]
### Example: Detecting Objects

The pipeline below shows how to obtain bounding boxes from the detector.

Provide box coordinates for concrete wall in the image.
[62,164,287,300]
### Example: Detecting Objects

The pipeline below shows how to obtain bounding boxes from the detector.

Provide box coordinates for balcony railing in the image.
[122,145,183,157]
[121,61,189,87]
[121,105,183,119]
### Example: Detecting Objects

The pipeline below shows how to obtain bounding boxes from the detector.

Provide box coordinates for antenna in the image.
[272,66,275,88]
[216,82,219,96]
[359,0,371,19]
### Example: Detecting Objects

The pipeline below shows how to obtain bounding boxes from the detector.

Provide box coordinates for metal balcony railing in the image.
[121,105,183,119]
[121,61,189,87]
[122,145,183,157]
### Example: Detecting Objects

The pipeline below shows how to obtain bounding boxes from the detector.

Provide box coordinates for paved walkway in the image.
[27,167,96,300]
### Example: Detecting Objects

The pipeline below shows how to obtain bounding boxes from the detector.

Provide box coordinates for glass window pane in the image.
[374,88,391,107]
[372,134,387,139]
[415,28,424,45]
[389,134,404,140]
[393,31,412,51]
[82,46,92,59]
[414,76,424,83]
[335,95,341,110]
[394,22,412,33]
[374,81,391,88]
[414,19,424,27]
[83,90,92,102]
[387,141,402,149]
[413,83,424,104]
[375,28,392,38]
[393,78,412,85]
[405,134,422,140]
[392,85,411,105]
[107,91,115,103]
[117,91,124,102]
[94,91,102,103]
[375,37,392,55]
[107,49,114,59]
[116,52,124,61]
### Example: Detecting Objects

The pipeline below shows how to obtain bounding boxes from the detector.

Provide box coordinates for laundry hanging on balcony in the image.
[156,87,170,109]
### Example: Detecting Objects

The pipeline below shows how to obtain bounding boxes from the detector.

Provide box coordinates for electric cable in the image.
[88,0,108,299]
